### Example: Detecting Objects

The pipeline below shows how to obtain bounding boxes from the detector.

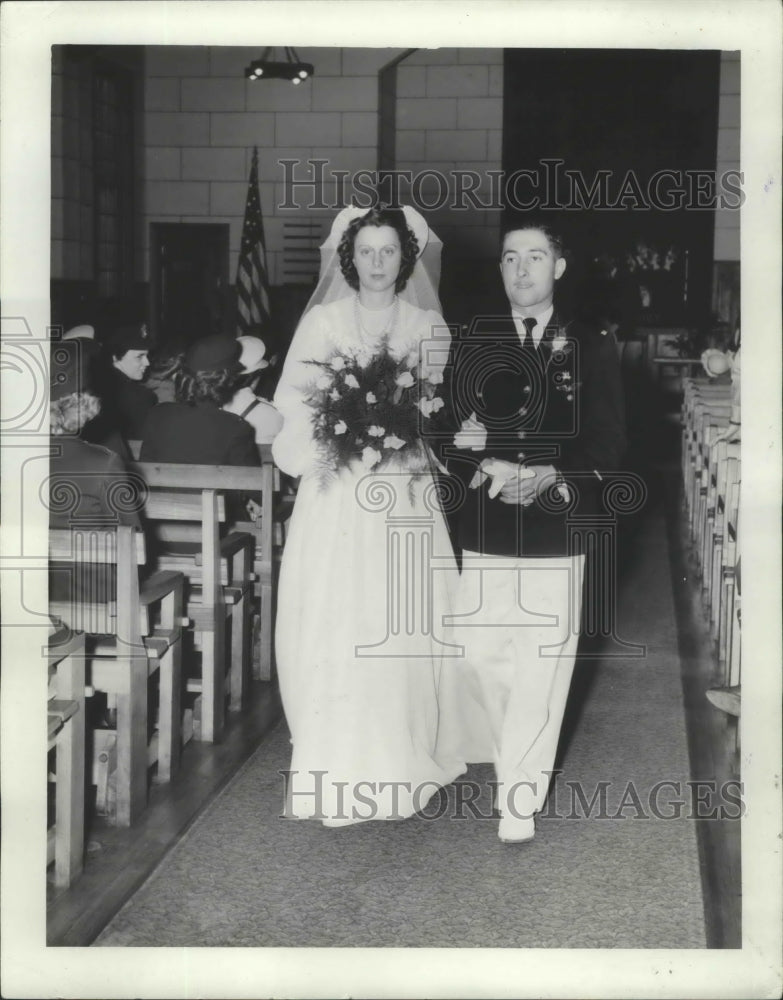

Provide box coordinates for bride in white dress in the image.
[273,205,466,825]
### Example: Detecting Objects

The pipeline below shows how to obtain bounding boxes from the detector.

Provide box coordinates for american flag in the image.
[236,147,271,337]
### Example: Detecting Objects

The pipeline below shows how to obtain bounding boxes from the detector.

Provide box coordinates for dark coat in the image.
[109,369,158,441]
[48,436,140,603]
[446,310,626,558]
[140,401,260,467]
[83,367,158,448]
[49,436,140,529]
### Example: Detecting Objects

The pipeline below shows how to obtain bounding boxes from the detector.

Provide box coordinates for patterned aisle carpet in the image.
[96,510,706,948]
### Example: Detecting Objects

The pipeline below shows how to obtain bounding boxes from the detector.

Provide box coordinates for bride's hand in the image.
[454,411,487,451]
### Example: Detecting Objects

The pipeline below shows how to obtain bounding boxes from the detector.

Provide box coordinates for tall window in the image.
[92,62,134,299]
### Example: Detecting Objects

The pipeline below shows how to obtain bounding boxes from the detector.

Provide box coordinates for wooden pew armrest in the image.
[192,532,255,565]
[140,570,184,607]
[219,532,255,557]
[48,698,80,726]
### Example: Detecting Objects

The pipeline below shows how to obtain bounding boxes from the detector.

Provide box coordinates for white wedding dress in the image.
[273,295,466,824]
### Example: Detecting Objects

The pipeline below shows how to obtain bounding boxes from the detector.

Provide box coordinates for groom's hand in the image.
[498,464,558,506]
[468,458,535,498]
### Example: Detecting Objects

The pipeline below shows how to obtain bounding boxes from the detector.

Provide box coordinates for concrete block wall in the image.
[143,46,407,285]
[51,46,145,300]
[54,45,733,315]
[392,48,504,264]
[714,51,740,262]
[51,48,94,282]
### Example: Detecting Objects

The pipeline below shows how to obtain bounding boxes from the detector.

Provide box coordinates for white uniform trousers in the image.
[451,551,585,837]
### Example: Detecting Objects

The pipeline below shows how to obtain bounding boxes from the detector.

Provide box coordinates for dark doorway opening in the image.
[150,223,231,356]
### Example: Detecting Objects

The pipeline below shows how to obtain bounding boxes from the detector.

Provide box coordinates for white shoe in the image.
[706,685,741,717]
[498,815,535,843]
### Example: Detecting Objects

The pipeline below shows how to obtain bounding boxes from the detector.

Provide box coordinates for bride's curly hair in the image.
[337,207,419,293]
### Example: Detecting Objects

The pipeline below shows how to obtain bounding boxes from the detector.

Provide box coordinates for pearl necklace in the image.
[354,294,399,343]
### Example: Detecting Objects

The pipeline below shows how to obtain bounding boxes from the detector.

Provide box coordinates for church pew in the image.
[705,440,741,632]
[49,526,185,826]
[127,461,269,739]
[47,625,86,887]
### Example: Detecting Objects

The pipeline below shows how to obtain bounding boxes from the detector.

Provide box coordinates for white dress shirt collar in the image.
[511,305,554,347]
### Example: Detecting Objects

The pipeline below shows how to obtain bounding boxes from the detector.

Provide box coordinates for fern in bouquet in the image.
[304,338,447,487]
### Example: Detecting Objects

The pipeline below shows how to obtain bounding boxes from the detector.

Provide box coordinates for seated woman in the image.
[100,322,159,443]
[58,326,131,459]
[221,335,284,444]
[140,335,260,467]
[48,339,140,606]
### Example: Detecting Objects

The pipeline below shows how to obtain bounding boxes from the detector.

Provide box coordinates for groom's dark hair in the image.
[500,217,566,260]
[338,206,419,293]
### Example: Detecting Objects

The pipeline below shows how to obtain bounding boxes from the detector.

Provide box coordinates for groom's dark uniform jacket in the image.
[444,309,626,558]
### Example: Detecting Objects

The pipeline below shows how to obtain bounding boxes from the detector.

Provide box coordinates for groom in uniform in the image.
[444,220,626,842]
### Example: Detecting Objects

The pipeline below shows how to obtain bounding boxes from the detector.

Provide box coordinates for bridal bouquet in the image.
[304,339,446,485]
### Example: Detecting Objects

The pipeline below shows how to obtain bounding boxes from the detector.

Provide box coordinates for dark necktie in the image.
[520,316,537,354]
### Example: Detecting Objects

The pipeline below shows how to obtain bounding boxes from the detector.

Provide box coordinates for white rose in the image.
[551,337,567,353]
[395,371,415,388]
[344,373,360,389]
[355,348,372,368]
[330,356,346,371]
[316,374,332,390]
[333,420,348,435]
[426,370,444,385]
[366,391,377,404]
[361,446,382,468]
[383,434,406,450]
[368,425,385,437]
[329,389,340,401]
[418,397,443,417]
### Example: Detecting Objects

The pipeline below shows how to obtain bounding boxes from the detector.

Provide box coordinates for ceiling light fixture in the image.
[245,47,314,85]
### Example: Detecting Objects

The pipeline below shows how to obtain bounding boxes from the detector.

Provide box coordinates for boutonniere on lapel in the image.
[543,321,573,357]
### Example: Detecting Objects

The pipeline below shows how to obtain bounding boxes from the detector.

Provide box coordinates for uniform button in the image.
[523,385,531,394]
[517,431,526,439]
[517,451,526,459]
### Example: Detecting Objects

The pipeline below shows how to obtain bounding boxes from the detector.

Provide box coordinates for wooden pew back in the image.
[127,460,273,738]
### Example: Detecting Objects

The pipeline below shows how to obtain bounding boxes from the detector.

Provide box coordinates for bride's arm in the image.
[272,306,328,477]
[418,308,453,383]
[417,308,455,470]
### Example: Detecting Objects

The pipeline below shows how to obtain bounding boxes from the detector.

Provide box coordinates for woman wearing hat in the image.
[55,328,130,458]
[222,335,284,444]
[272,205,465,826]
[140,334,259,467]
[48,340,140,604]
[102,322,158,442]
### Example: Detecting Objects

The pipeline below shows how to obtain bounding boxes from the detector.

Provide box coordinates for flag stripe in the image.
[236,148,271,337]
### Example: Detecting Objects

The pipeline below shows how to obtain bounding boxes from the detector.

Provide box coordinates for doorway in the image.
[150,223,231,356]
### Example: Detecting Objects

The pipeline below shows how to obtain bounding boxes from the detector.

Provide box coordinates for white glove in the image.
[454,411,488,451]
[469,459,536,499]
